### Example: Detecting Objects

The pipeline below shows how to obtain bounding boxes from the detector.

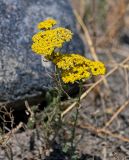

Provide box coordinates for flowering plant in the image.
[32,18,106,84]
[31,18,106,159]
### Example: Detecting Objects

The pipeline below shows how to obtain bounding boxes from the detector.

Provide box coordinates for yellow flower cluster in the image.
[32,19,72,56]
[37,18,57,30]
[31,19,72,57]
[53,54,106,83]
[31,18,106,84]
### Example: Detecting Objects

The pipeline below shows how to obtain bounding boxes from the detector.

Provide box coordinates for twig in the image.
[124,68,129,97]
[92,0,97,50]
[102,142,107,160]
[68,120,129,143]
[103,100,129,129]
[99,128,129,143]
[61,56,129,118]
[73,9,109,88]
[74,9,98,61]
[77,122,129,143]
[0,122,23,146]
[25,100,34,121]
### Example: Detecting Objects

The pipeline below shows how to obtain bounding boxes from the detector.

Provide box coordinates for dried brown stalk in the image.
[73,9,109,88]
[0,122,23,146]
[103,99,129,129]
[78,122,129,143]
[74,9,98,61]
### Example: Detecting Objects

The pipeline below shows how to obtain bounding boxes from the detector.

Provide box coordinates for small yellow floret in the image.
[37,18,57,30]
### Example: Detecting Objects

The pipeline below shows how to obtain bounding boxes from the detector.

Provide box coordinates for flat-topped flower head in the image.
[53,54,92,70]
[32,27,73,56]
[53,54,106,83]
[37,18,57,30]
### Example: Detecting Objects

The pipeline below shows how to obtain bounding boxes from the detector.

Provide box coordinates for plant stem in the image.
[70,81,82,157]
[51,66,62,141]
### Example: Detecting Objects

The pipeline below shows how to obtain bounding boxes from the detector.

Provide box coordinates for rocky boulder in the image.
[0,0,84,104]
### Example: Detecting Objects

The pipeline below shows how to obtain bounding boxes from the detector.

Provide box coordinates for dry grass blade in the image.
[74,9,98,61]
[61,56,129,118]
[99,128,129,143]
[124,68,129,97]
[78,122,129,143]
[70,0,85,19]
[103,100,129,129]
[73,9,109,88]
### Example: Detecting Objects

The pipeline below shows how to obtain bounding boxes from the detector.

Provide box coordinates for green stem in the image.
[70,81,82,157]
[51,66,62,141]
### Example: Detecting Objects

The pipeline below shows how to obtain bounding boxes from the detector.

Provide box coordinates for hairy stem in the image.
[70,81,82,158]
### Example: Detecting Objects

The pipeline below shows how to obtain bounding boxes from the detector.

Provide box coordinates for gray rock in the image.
[0,0,85,103]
